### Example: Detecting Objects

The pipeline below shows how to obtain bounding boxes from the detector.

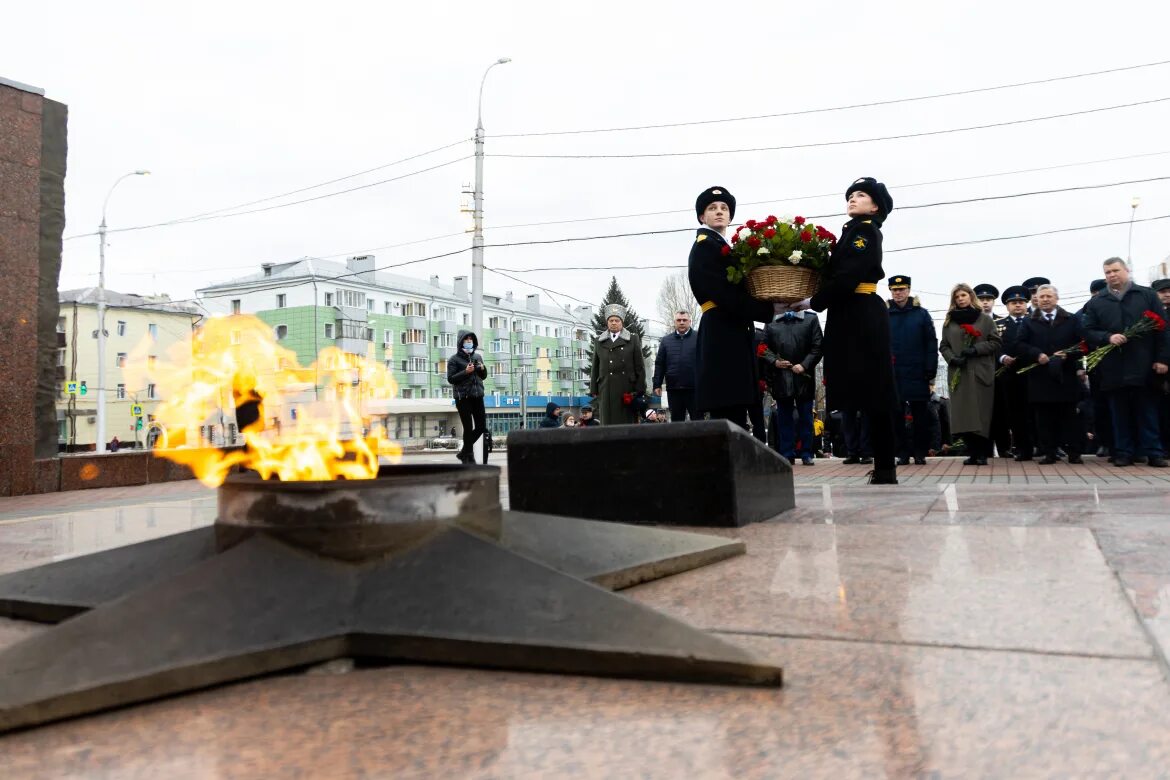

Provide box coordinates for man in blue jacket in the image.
[887,275,938,465]
[653,309,699,421]
[1081,258,1170,467]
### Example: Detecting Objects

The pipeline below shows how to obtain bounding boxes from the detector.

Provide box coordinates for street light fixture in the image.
[470,57,512,343]
[1127,196,1141,263]
[95,169,150,454]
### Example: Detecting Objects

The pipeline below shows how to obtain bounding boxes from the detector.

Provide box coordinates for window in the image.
[116,384,126,399]
[324,323,335,339]
[490,362,506,376]
[491,339,504,353]
[406,357,427,373]
[440,387,452,398]
[384,302,392,314]
[434,360,446,374]
[403,301,426,317]
[56,348,66,367]
[462,313,470,325]
[383,329,392,346]
[402,329,426,344]
[230,300,241,315]
[367,299,375,312]
[419,389,428,399]
[148,323,158,339]
[275,325,288,340]
[116,352,127,367]
[57,316,66,333]
[116,321,127,336]
[489,316,505,329]
[324,292,335,307]
[276,294,287,309]
[336,289,366,309]
[147,384,156,399]
[400,388,412,399]
[437,333,454,348]
[365,327,375,341]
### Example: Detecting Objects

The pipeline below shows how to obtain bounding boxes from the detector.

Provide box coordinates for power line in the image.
[489,97,1170,160]
[64,155,473,240]
[491,59,1170,138]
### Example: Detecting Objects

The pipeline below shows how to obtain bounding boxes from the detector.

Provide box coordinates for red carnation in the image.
[622,392,633,406]
[799,230,813,243]
[1079,340,1089,352]
[747,236,762,248]
[756,343,767,357]
[763,228,776,239]
[758,380,767,393]
[731,234,740,244]
[745,219,758,229]
[1143,310,1167,331]
[766,215,778,225]
[960,324,982,339]
[794,216,806,225]
[720,244,731,256]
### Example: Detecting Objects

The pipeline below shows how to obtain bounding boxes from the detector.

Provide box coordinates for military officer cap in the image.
[602,303,627,322]
[888,275,911,289]
[974,283,999,300]
[1022,276,1050,292]
[1153,278,1170,292]
[1090,278,1107,293]
[846,176,894,218]
[1001,285,1030,304]
[695,186,736,223]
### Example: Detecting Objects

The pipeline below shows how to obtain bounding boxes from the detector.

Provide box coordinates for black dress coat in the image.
[688,227,775,411]
[1014,307,1084,404]
[1080,285,1170,392]
[761,312,823,401]
[808,217,895,412]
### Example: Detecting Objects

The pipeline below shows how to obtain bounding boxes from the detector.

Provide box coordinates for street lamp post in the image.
[470,57,511,341]
[1127,196,1141,263]
[95,170,150,453]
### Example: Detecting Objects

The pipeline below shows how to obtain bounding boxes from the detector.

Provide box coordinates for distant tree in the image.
[587,277,652,370]
[656,271,700,330]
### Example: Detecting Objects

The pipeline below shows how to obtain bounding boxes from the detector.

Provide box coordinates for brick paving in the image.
[794,454,1170,486]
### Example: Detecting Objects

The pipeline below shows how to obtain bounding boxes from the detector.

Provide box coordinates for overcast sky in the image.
[5,0,1170,328]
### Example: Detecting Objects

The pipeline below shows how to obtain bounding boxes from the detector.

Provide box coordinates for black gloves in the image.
[949,356,967,368]
[961,346,978,358]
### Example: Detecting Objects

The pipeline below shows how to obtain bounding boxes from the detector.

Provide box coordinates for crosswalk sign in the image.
[131,404,143,416]
[65,381,78,395]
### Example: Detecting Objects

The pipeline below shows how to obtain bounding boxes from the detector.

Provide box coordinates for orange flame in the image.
[127,314,401,486]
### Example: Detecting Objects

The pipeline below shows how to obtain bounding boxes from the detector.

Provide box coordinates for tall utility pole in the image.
[470,57,511,340]
[95,170,149,453]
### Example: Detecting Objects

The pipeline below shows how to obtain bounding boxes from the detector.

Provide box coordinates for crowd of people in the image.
[447,181,1170,486]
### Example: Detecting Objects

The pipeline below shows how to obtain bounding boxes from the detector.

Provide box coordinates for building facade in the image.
[196,256,664,433]
[56,289,201,449]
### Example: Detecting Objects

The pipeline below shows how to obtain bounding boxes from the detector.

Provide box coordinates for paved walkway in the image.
[1,458,1168,776]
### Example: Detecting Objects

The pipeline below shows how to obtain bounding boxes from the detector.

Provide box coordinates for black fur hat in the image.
[846,177,894,219]
[695,186,736,223]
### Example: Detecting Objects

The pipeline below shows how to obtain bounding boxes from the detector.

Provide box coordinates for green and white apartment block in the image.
[196,256,663,438]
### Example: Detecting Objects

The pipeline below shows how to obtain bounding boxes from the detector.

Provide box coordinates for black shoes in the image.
[456,450,475,464]
[867,468,898,485]
[1068,455,1084,464]
[914,457,927,465]
[1014,454,1033,461]
[1149,457,1169,468]
[859,457,874,465]
[1114,455,1133,467]
[897,457,910,466]
[1039,455,1059,465]
[962,457,988,466]
[842,456,860,465]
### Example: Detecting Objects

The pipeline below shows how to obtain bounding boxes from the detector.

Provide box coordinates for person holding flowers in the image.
[783,177,899,483]
[1013,285,1086,464]
[939,283,1002,465]
[1081,257,1170,467]
[688,186,777,428]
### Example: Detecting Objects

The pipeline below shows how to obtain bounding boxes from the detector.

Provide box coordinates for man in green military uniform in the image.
[589,304,646,425]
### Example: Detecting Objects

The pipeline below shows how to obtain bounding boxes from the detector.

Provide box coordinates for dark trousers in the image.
[1093,391,1114,454]
[1109,387,1165,458]
[867,405,897,471]
[964,432,992,459]
[895,399,931,460]
[707,406,749,431]
[1033,402,1077,457]
[748,397,767,443]
[1004,377,1034,457]
[455,396,487,456]
[990,380,1013,457]
[666,389,697,422]
[774,397,814,459]
[1160,389,1170,453]
[842,408,872,457]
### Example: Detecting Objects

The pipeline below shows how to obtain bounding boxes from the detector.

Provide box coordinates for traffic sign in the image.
[135,418,144,431]
[79,381,88,396]
[131,404,143,416]
[64,381,78,396]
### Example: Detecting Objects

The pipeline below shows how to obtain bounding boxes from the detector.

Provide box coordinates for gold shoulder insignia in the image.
[853,237,868,250]
[862,219,872,224]
[696,234,707,243]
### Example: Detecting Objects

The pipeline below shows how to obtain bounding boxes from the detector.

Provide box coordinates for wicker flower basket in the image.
[745,265,821,303]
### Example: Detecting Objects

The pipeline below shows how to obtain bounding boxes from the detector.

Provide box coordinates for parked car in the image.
[428,435,460,450]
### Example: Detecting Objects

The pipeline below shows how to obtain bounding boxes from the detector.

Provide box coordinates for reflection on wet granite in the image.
[626,525,1153,657]
[2,635,1169,778]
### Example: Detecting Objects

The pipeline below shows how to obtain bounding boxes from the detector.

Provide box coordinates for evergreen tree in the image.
[587,277,652,370]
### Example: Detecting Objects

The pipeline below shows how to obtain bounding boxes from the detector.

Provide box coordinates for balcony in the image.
[576,357,590,370]
[403,372,429,386]
[515,330,532,344]
[516,355,534,367]
[403,342,428,358]
[404,315,427,330]
[491,374,511,389]
[558,336,571,349]
[438,319,458,334]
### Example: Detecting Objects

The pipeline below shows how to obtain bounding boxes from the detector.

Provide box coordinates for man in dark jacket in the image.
[1013,285,1085,464]
[1076,279,1112,458]
[762,310,823,465]
[447,330,488,464]
[1156,278,1170,453]
[538,402,563,429]
[887,275,937,465]
[688,186,777,429]
[653,310,699,421]
[1081,258,1170,467]
[995,285,1036,460]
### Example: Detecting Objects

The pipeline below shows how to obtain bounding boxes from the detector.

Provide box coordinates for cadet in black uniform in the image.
[688,186,776,428]
[976,283,1011,457]
[788,177,898,484]
[995,285,1034,460]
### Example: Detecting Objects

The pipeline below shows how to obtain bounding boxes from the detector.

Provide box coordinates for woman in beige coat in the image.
[939,283,1002,465]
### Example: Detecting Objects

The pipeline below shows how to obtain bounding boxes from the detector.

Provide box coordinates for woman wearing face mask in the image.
[447,330,488,464]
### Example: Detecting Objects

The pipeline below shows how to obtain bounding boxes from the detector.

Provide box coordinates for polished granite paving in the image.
[1,474,1168,777]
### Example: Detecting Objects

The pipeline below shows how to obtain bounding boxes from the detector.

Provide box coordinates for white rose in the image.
[757,247,770,256]
[789,250,803,263]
